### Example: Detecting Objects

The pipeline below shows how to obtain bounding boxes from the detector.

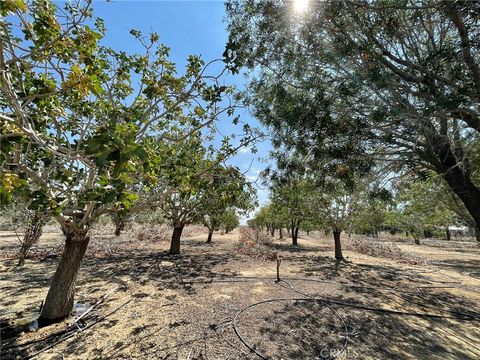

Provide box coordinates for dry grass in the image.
[236,227,277,260]
[344,235,428,265]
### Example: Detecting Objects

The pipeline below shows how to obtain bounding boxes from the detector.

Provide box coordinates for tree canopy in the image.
[225,0,480,230]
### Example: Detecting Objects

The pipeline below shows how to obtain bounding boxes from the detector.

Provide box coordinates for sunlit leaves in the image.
[1,0,27,15]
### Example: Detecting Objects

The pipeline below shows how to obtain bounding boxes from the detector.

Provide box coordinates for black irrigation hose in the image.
[393,290,480,320]
[153,274,480,298]
[232,297,349,360]
[5,273,477,358]
[278,281,480,322]
[154,274,480,320]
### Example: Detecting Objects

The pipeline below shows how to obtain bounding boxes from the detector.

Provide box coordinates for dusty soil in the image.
[1,227,480,359]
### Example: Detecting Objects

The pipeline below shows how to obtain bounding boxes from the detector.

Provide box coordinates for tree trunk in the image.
[292,226,299,246]
[414,236,420,245]
[206,229,213,243]
[170,225,184,254]
[18,213,46,266]
[445,227,451,241]
[279,228,283,239]
[333,230,344,260]
[114,221,124,237]
[112,213,128,237]
[39,229,89,324]
[442,166,480,232]
[423,229,432,238]
[475,226,480,242]
[270,225,275,237]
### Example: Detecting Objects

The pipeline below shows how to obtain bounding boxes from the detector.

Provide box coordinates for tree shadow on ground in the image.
[236,292,480,359]
[430,258,480,279]
[2,235,479,359]
[77,246,239,297]
[268,241,321,254]
[0,238,238,359]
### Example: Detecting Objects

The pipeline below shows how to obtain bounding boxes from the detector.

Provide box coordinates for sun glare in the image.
[294,0,309,13]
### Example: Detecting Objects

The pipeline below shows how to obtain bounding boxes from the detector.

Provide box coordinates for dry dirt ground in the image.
[1,226,480,360]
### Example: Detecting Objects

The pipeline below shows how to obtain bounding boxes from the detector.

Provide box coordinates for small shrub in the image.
[182,225,208,238]
[239,227,272,245]
[237,227,276,260]
[133,224,170,243]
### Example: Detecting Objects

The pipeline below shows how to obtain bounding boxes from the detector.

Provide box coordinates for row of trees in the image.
[248,174,366,260]
[249,174,474,260]
[0,1,255,324]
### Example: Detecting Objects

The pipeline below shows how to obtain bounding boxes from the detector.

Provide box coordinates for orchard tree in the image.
[270,178,314,246]
[17,210,49,266]
[219,208,240,234]
[246,213,263,231]
[157,134,255,253]
[225,0,480,233]
[111,211,130,237]
[352,188,392,237]
[250,205,272,233]
[395,179,458,244]
[301,218,323,236]
[311,178,365,260]
[0,203,48,266]
[1,1,238,323]
[201,166,256,243]
[157,136,213,254]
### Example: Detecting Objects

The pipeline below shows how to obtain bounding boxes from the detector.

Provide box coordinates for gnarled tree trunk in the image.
[333,229,344,260]
[279,228,283,239]
[39,227,89,325]
[17,212,47,266]
[440,155,480,233]
[445,227,451,241]
[170,224,184,254]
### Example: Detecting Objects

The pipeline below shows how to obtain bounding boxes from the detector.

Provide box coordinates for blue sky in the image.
[89,0,271,217]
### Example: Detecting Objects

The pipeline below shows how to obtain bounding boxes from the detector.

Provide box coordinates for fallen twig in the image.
[27,298,133,359]
[73,286,119,324]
